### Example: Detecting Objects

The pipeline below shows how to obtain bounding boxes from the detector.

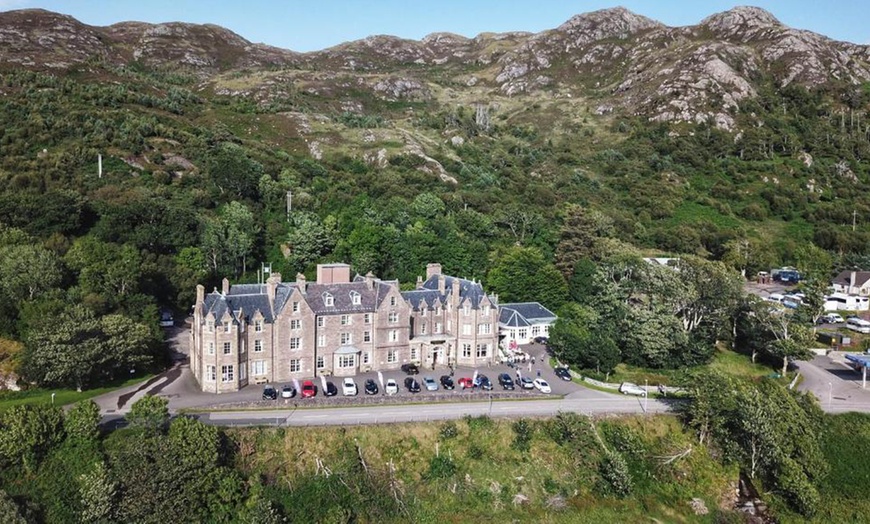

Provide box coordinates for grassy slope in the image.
[0,374,153,413]
[230,414,739,523]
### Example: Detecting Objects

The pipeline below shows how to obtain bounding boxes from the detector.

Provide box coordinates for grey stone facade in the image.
[191,263,499,393]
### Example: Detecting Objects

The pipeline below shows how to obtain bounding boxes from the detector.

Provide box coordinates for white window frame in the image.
[463,305,470,317]
[363,331,371,342]
[254,339,263,352]
[255,320,263,333]
[290,337,301,350]
[340,314,351,326]
[387,350,397,363]
[223,342,232,355]
[420,322,427,335]
[340,332,352,345]
[476,344,489,358]
[224,321,231,333]
[462,324,471,336]
[462,343,472,358]
[364,313,371,324]
[290,359,301,373]
[252,360,267,376]
[205,365,216,381]
[435,322,442,334]
[221,365,234,383]
[519,328,528,339]
[316,355,325,369]
[362,352,370,365]
[317,316,325,328]
[482,305,490,317]
[318,334,326,347]
[207,342,215,355]
[388,312,398,323]
[350,291,361,305]
[478,323,492,335]
[207,321,215,333]
[390,296,397,306]
[324,293,334,307]
[338,355,355,368]
[410,347,418,361]
[292,301,300,313]
[389,330,398,342]
[291,319,301,330]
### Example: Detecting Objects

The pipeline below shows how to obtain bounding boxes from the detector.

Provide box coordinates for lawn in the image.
[583,347,776,388]
[0,374,153,413]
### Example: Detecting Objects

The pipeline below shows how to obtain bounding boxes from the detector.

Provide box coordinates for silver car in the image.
[422,376,438,391]
[619,382,647,396]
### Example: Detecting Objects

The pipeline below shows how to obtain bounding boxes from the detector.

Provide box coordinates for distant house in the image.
[832,271,870,297]
[643,257,680,270]
[498,302,557,346]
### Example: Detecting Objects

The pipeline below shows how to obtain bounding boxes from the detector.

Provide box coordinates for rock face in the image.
[0,6,869,129]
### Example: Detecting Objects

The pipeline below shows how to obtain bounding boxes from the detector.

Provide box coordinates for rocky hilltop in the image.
[1,6,869,130]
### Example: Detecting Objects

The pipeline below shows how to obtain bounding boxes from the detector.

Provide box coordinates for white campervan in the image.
[846,317,870,334]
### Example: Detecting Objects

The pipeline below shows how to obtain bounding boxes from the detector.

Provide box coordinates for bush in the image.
[426,455,457,480]
[599,451,633,497]
[512,419,534,452]
[439,421,458,440]
[464,415,494,432]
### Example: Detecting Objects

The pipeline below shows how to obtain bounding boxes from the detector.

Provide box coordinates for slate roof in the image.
[401,289,443,311]
[304,281,394,315]
[499,302,557,327]
[833,271,870,288]
[416,274,494,308]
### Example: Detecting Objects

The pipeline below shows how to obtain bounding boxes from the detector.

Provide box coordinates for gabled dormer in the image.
[323,292,334,308]
[205,311,216,333]
[251,309,266,333]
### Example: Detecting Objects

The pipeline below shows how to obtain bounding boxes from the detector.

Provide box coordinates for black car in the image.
[404,377,421,393]
[533,336,549,344]
[554,367,572,381]
[498,373,515,390]
[440,375,455,390]
[262,385,278,400]
[324,381,338,397]
[401,363,419,375]
[364,379,379,395]
[475,375,493,391]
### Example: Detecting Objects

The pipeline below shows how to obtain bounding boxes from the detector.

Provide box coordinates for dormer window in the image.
[223,321,231,333]
[255,320,263,333]
[324,293,334,307]
[207,321,214,333]
[350,291,361,305]
[482,305,490,317]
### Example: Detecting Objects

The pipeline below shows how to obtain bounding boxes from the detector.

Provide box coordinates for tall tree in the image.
[486,246,568,311]
[0,404,64,473]
[201,201,258,277]
[0,244,63,303]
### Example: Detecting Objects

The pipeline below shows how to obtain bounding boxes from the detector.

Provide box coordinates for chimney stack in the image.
[296,273,307,294]
[196,284,205,305]
[426,263,442,279]
[416,275,423,289]
[851,271,857,293]
[266,273,281,306]
[365,271,375,290]
[222,278,230,295]
[438,274,445,294]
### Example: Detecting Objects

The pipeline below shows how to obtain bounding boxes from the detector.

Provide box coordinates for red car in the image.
[301,380,316,398]
[457,377,474,389]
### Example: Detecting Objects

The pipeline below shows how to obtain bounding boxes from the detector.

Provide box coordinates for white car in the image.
[385,379,399,395]
[533,378,551,393]
[342,377,357,396]
[619,382,647,396]
[422,376,438,391]
[821,313,845,324]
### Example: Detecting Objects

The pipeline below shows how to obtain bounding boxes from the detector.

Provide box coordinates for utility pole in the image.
[853,210,858,232]
[98,154,102,178]
[286,190,292,222]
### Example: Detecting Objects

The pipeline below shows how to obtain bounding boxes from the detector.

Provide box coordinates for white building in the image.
[832,271,870,297]
[823,292,870,312]
[498,302,557,346]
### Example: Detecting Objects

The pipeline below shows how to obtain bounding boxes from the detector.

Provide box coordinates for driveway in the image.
[796,354,870,413]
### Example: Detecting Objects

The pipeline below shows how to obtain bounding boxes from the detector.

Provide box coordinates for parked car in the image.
[401,363,419,375]
[457,377,474,389]
[498,373,515,390]
[324,381,338,397]
[404,377,421,393]
[301,380,316,398]
[364,379,379,395]
[533,336,549,344]
[262,385,278,400]
[519,376,534,389]
[475,375,493,390]
[342,377,358,396]
[159,309,174,328]
[440,375,455,390]
[554,367,572,381]
[533,378,551,393]
[385,379,399,395]
[281,385,296,399]
[820,313,845,324]
[619,382,647,396]
[422,376,438,391]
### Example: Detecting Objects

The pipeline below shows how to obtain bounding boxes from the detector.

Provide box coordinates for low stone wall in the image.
[581,376,620,390]
[205,389,556,411]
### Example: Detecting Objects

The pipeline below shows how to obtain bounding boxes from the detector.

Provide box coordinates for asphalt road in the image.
[796,355,870,413]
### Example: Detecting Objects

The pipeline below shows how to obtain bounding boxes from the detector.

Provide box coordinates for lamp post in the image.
[51,392,55,405]
[644,379,648,413]
[828,382,833,408]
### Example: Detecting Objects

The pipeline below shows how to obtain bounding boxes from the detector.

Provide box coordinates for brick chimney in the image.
[222,278,230,295]
[426,263,442,279]
[296,273,307,294]
[416,275,423,289]
[365,271,375,290]
[851,271,857,293]
[266,273,281,307]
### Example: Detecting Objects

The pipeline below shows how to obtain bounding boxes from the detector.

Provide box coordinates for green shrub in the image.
[426,455,457,480]
[464,415,494,432]
[511,419,534,452]
[438,421,458,440]
[599,451,633,497]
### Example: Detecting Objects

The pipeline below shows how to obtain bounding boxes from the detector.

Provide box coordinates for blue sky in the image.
[1,0,867,51]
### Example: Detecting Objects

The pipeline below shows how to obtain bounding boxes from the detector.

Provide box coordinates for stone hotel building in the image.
[190,263,500,393]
